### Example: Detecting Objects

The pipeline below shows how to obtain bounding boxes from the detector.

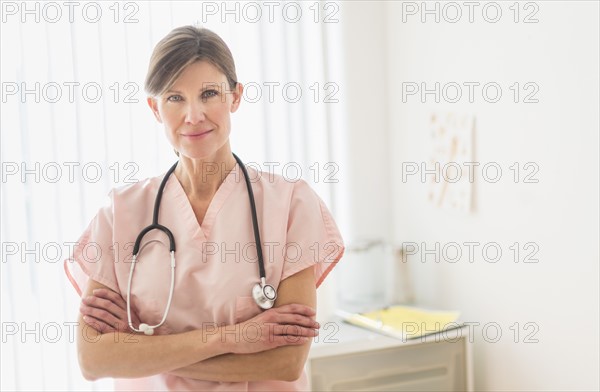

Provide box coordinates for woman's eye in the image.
[201,90,219,100]
[166,95,182,102]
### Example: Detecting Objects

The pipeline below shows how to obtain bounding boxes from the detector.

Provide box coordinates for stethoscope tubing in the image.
[126,153,274,335]
[234,153,267,279]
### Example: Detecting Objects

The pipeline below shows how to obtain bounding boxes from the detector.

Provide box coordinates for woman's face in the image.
[147,60,242,160]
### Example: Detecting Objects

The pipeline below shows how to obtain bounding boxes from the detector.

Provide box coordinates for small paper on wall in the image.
[428,112,474,213]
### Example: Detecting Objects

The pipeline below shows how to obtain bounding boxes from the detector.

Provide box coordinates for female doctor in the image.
[64,26,345,391]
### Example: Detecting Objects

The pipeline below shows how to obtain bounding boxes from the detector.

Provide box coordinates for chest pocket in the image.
[235,296,263,324]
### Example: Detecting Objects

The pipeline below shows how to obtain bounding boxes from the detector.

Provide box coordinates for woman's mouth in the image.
[182,130,213,139]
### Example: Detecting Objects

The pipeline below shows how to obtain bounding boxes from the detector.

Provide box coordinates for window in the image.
[0,1,346,389]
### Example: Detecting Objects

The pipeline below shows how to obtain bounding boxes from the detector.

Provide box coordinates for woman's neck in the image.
[174,151,237,201]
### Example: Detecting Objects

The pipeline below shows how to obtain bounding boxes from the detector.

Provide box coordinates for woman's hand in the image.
[230,304,319,354]
[80,288,141,334]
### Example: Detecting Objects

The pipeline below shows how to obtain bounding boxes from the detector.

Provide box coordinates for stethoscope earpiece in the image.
[139,323,154,335]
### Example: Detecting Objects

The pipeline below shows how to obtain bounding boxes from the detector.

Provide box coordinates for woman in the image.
[64,25,345,391]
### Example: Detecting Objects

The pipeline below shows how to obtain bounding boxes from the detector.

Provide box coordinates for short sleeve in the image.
[280,179,345,288]
[63,190,118,296]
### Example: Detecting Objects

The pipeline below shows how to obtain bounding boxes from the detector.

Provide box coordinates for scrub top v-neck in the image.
[168,162,239,241]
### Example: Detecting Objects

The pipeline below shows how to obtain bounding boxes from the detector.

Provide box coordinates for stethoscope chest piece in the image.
[253,278,277,310]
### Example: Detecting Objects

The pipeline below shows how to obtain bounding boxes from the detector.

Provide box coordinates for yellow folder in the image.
[338,305,461,340]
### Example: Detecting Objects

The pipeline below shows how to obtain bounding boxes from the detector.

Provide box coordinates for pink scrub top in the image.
[64,162,345,391]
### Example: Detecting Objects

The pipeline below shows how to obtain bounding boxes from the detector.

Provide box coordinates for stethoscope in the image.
[127,153,277,335]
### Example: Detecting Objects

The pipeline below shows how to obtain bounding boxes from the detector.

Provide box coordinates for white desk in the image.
[307,319,473,391]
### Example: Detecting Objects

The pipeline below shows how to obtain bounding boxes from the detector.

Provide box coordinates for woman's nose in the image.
[184,101,207,124]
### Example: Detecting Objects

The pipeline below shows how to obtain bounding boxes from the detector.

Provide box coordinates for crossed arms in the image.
[77,267,318,382]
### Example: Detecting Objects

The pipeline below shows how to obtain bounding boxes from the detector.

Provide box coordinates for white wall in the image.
[339,1,599,391]
[335,3,392,243]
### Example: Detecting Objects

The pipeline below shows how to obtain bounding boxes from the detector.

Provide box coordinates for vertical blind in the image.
[0,1,346,390]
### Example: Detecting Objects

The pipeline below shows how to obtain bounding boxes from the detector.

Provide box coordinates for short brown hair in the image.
[144,26,238,96]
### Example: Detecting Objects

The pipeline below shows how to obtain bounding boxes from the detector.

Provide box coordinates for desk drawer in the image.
[309,338,467,391]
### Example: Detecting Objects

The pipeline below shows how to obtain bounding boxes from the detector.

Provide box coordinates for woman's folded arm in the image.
[77,279,231,381]
[167,267,317,382]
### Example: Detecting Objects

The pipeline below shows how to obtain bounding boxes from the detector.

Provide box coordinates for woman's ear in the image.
[147,97,162,123]
[230,82,243,113]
